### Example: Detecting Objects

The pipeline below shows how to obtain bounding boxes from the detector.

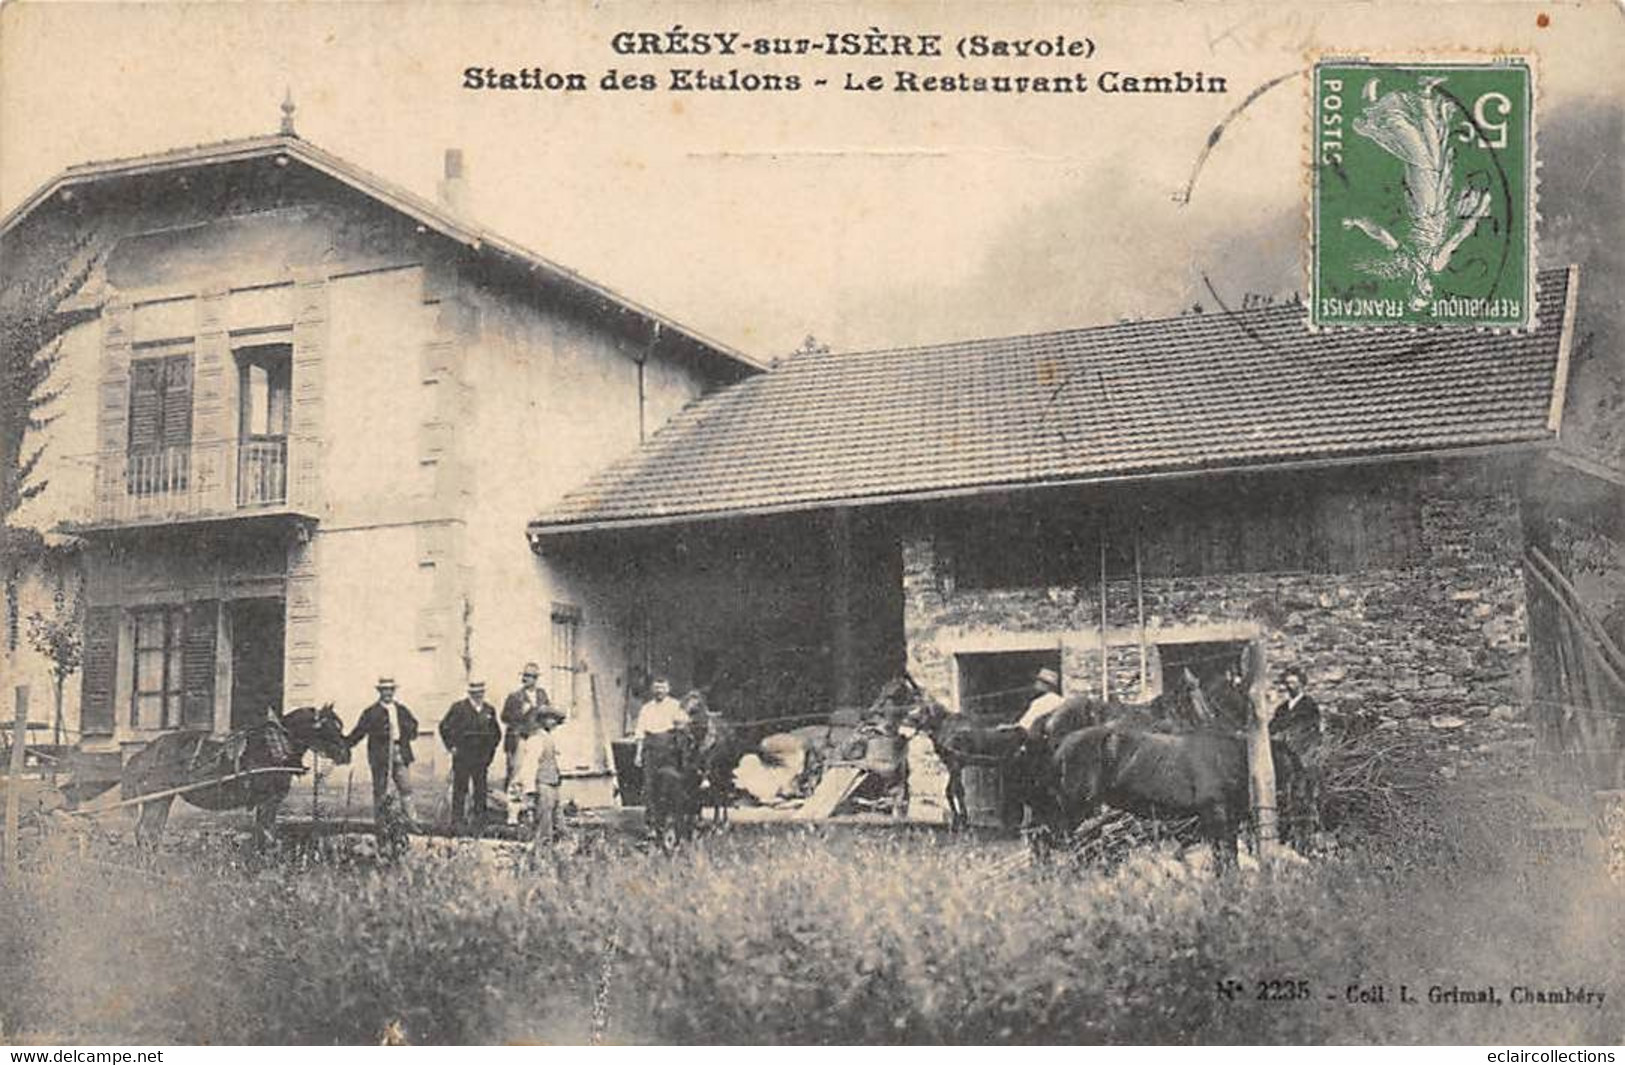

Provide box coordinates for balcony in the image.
[66,437,314,531]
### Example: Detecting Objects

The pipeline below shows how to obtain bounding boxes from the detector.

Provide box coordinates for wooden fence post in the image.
[1245,638,1278,861]
[6,686,28,880]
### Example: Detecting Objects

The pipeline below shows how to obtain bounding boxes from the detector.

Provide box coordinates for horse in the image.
[119,704,351,848]
[1045,722,1304,872]
[886,676,1036,830]
[677,690,749,826]
[642,716,705,851]
[694,715,750,826]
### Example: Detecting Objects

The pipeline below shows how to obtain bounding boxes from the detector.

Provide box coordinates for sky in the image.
[2,0,1623,362]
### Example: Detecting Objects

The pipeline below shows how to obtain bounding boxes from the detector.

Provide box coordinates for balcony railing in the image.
[71,438,308,528]
[238,438,288,507]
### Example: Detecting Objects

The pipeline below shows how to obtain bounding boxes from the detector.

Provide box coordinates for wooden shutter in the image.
[127,360,165,453]
[161,355,193,449]
[181,600,218,730]
[80,607,120,736]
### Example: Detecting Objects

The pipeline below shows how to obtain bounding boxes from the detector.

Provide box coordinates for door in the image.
[230,598,286,729]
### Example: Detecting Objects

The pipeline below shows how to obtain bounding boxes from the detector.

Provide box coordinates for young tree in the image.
[25,578,83,747]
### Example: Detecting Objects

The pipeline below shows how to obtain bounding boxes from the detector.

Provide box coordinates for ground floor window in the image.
[132,606,185,729]
[551,603,581,709]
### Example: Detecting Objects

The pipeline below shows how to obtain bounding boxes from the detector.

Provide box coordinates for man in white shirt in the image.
[1016,667,1065,734]
[633,676,688,769]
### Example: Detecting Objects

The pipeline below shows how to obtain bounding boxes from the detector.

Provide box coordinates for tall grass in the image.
[3,809,1621,1045]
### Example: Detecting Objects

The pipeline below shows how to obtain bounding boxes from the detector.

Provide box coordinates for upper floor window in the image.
[127,352,193,495]
[236,344,292,506]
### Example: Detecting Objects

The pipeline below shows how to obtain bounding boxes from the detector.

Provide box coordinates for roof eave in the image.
[527,437,1554,540]
[2,135,764,375]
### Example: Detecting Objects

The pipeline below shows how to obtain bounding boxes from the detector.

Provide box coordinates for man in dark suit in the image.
[1271,665,1323,840]
[441,679,502,829]
[501,662,551,789]
[1270,666,1322,754]
[346,676,420,827]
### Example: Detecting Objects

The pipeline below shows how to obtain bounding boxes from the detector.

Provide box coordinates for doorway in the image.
[230,598,286,728]
[954,649,1061,723]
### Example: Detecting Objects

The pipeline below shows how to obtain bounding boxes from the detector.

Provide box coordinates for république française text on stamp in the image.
[1312,58,1533,329]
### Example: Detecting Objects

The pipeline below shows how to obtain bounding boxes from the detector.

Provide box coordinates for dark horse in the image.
[1047,723,1303,871]
[1038,650,1305,870]
[120,704,351,848]
[642,709,706,851]
[690,701,750,827]
[885,676,1038,830]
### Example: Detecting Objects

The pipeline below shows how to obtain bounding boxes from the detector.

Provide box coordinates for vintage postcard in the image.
[0,0,1621,1049]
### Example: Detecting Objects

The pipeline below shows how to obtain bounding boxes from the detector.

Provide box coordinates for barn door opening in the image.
[955,649,1061,723]
[229,598,285,728]
[1156,639,1250,727]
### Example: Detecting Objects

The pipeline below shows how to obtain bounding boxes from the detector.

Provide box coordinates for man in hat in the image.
[501,662,552,790]
[347,677,421,826]
[1016,667,1065,735]
[527,705,567,866]
[440,679,503,829]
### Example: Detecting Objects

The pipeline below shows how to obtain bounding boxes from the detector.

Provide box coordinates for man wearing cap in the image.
[347,677,421,827]
[1016,668,1065,735]
[441,680,503,829]
[502,663,552,790]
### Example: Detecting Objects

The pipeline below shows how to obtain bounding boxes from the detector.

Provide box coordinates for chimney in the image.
[437,149,467,214]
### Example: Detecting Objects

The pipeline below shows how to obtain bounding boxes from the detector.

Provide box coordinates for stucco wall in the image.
[903,460,1535,778]
[454,274,719,777]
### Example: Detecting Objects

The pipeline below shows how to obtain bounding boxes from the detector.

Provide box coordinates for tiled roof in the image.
[532,267,1579,533]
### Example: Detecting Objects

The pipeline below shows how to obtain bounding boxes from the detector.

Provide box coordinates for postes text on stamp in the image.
[1313,58,1533,329]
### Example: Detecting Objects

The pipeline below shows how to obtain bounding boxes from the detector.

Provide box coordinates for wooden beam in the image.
[70,766,307,817]
[1547,264,1581,432]
[1098,539,1109,700]
[1526,547,1625,693]
[1245,638,1278,856]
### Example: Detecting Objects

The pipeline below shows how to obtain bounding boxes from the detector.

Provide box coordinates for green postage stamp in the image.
[1312,58,1533,329]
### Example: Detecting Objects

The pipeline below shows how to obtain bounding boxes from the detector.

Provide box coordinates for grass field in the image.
[3,794,1622,1046]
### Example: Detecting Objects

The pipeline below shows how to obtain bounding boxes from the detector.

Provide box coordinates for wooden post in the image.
[1098,539,1109,700]
[6,686,29,880]
[1244,638,1278,859]
[1134,530,1148,695]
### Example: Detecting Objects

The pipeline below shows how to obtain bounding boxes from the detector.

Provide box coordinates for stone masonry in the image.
[901,460,1536,778]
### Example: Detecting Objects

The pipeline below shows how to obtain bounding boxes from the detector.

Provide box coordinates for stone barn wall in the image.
[901,459,1535,779]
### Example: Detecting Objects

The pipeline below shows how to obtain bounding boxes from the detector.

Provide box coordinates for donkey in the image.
[120,704,351,848]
